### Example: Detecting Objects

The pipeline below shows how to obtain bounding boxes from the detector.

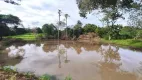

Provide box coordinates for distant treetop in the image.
[2,0,21,5]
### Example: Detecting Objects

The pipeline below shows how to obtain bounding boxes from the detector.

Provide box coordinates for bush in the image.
[36,34,43,40]
[136,30,142,39]
[39,74,51,80]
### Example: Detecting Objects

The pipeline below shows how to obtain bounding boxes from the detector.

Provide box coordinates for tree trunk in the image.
[0,36,2,41]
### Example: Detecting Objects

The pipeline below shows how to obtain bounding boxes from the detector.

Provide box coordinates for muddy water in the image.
[1,41,142,80]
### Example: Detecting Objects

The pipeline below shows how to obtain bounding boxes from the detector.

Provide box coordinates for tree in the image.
[83,24,97,33]
[64,14,70,38]
[0,14,21,25]
[0,23,10,40]
[0,14,21,40]
[42,24,57,39]
[36,27,42,33]
[109,25,122,39]
[120,26,136,39]
[76,0,141,17]
[77,20,82,27]
[65,14,70,26]
[101,8,124,26]
[73,20,83,38]
[95,27,107,38]
[63,27,74,38]
[128,9,142,28]
[136,30,142,39]
[100,8,124,40]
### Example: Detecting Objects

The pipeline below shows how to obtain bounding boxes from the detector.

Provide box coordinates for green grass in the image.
[6,33,42,41]
[101,39,142,48]
[0,66,72,80]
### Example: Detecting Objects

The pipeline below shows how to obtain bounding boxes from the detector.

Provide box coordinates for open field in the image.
[101,39,142,48]
[6,33,42,41]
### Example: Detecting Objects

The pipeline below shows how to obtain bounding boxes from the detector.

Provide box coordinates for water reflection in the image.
[2,42,142,80]
[98,45,139,80]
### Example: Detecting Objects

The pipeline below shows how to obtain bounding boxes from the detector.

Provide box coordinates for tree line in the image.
[0,14,142,40]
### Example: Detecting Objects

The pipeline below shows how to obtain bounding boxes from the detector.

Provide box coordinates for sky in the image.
[0,0,128,28]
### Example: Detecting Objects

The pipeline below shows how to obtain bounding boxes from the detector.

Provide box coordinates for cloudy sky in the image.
[0,0,128,28]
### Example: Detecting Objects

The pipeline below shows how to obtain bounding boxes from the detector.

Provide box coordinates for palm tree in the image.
[64,14,70,63]
[64,14,70,38]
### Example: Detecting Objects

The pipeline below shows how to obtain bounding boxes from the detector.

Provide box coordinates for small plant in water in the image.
[39,74,51,80]
[2,66,16,73]
[24,72,34,78]
[64,75,72,80]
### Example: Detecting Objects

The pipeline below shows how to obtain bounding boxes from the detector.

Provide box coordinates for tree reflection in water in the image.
[136,62,142,79]
[57,44,70,68]
[98,45,138,80]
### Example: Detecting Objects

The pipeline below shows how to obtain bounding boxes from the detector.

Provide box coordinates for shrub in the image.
[136,30,142,39]
[65,75,72,80]
[39,74,51,80]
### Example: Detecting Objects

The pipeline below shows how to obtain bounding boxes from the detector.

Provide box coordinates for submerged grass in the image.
[101,39,142,48]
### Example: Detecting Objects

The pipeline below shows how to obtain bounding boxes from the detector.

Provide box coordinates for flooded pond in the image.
[0,41,142,80]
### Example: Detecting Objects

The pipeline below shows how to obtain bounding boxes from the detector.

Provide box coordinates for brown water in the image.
[1,41,142,80]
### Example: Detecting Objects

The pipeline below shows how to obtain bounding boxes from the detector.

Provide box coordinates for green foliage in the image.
[0,23,10,40]
[64,75,72,80]
[83,24,97,33]
[120,26,136,39]
[39,74,51,80]
[14,27,27,35]
[2,66,16,73]
[101,39,142,48]
[36,33,44,40]
[76,0,141,17]
[95,27,107,38]
[42,24,57,39]
[104,25,122,40]
[101,8,124,26]
[23,72,34,78]
[128,8,142,29]
[0,14,21,40]
[0,14,21,25]
[7,33,41,40]
[63,27,74,38]
[73,20,83,38]
[136,30,142,39]
[36,28,43,33]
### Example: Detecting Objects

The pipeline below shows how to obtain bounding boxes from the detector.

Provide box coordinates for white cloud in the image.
[0,0,127,28]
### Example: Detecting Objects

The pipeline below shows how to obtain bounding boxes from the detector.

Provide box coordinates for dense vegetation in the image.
[0,14,142,41]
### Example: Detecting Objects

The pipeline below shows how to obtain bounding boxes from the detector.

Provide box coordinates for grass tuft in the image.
[101,39,142,48]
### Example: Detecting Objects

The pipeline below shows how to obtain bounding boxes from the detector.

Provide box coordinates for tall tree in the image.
[100,8,124,40]
[42,24,57,39]
[128,8,142,28]
[0,23,10,40]
[0,14,21,40]
[0,14,21,25]
[64,14,70,37]
[73,20,83,38]
[76,0,141,17]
